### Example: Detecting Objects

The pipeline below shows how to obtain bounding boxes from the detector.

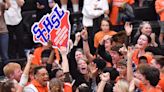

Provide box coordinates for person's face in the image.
[110,51,121,64]
[101,20,110,32]
[56,70,65,82]
[137,35,149,49]
[13,68,22,82]
[141,23,152,36]
[75,50,84,61]
[35,68,49,87]
[117,65,127,77]
[104,39,112,52]
[77,60,88,75]
[134,70,146,84]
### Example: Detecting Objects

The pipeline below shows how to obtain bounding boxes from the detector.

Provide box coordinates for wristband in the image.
[83,39,88,41]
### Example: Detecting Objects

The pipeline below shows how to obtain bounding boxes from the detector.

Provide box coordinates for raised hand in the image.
[99,35,111,45]
[74,32,81,46]
[100,72,110,82]
[89,62,98,78]
[27,54,34,63]
[81,27,88,41]
[60,46,67,55]
[124,22,133,36]
[119,44,127,55]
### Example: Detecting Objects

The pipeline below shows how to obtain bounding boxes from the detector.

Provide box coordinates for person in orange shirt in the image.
[132,34,153,66]
[127,48,162,92]
[32,44,60,66]
[108,0,134,32]
[23,66,49,92]
[94,18,117,48]
[155,0,164,45]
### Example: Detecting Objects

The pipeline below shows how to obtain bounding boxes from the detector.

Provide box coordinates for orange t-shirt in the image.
[155,0,164,21]
[132,49,153,65]
[31,80,48,92]
[158,73,164,92]
[32,47,60,65]
[139,82,162,92]
[64,83,72,92]
[94,30,117,48]
[108,0,134,25]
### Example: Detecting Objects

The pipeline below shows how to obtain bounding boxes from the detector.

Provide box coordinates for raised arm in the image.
[60,47,69,73]
[97,73,110,92]
[17,54,33,92]
[81,28,94,62]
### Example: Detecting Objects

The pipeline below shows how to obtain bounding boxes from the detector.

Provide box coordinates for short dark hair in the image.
[77,83,90,92]
[139,56,148,64]
[93,58,106,70]
[138,64,160,86]
[41,49,51,58]
[103,67,119,81]
[49,68,63,79]
[155,56,164,68]
[33,66,45,75]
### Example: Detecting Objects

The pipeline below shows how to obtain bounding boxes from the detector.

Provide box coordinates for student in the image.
[5,0,25,59]
[23,66,49,92]
[127,48,162,92]
[94,18,117,48]
[155,0,164,45]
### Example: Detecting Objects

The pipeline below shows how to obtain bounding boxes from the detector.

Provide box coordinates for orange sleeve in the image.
[158,74,164,92]
[94,33,99,48]
[132,50,139,65]
[155,0,161,13]
[32,47,42,65]
[64,83,72,92]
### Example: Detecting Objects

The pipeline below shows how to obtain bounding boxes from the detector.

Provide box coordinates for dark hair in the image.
[93,58,106,70]
[33,66,45,75]
[50,68,63,79]
[112,31,126,44]
[138,64,160,86]
[100,18,112,31]
[0,80,14,92]
[77,83,90,92]
[41,49,56,59]
[111,44,123,56]
[139,34,152,44]
[155,56,164,68]
[103,67,119,81]
[139,56,148,64]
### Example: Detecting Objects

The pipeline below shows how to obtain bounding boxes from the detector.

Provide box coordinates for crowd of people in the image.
[0,0,164,92]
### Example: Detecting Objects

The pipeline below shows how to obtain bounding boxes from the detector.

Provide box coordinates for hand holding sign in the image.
[31,4,71,51]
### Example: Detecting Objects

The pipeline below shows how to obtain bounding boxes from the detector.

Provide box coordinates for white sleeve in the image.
[19,74,29,87]
[82,0,104,19]
[103,0,109,11]
[23,87,36,92]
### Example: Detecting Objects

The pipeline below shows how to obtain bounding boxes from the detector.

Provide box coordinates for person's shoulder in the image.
[23,84,38,92]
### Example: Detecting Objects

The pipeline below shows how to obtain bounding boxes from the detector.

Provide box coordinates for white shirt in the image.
[82,0,109,27]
